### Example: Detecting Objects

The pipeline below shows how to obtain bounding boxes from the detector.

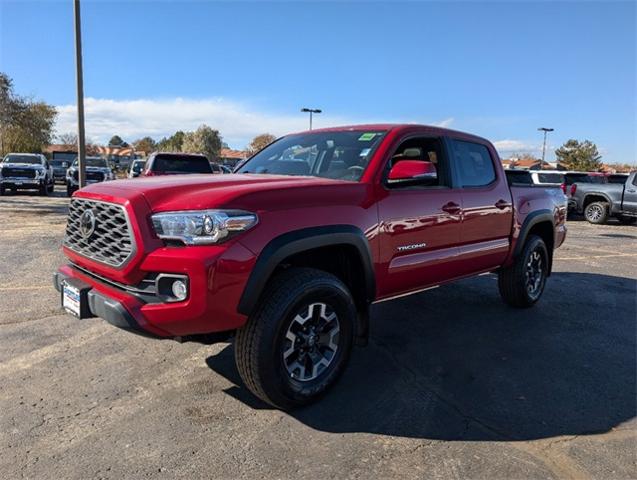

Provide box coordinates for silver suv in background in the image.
[0,153,55,196]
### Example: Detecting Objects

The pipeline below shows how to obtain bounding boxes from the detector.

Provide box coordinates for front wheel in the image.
[235,268,356,410]
[66,184,76,197]
[498,235,549,308]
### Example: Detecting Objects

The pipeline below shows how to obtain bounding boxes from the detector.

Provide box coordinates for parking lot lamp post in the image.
[73,0,87,188]
[538,127,554,165]
[301,108,322,130]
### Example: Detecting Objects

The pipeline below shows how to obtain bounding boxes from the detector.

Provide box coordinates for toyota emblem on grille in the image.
[79,209,97,239]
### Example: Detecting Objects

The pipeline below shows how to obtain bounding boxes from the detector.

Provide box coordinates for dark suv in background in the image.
[141,152,213,176]
[66,157,114,196]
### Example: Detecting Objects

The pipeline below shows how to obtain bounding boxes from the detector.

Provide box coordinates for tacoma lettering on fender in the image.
[54,124,567,409]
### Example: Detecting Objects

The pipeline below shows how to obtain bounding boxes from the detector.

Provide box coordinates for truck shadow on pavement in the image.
[206,271,636,441]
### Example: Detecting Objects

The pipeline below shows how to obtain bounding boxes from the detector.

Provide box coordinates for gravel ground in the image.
[0,187,635,479]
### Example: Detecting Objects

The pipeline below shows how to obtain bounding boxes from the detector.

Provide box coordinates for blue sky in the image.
[1,0,635,163]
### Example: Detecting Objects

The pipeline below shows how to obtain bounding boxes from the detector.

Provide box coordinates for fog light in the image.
[171,279,188,301]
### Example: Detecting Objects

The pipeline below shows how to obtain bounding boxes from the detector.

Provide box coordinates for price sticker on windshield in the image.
[358,133,377,141]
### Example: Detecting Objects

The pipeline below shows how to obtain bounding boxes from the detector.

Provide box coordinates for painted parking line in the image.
[556,253,637,261]
[0,285,51,291]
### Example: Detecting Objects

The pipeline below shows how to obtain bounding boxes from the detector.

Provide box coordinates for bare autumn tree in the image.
[57,132,78,146]
[247,133,277,155]
[132,136,157,154]
[181,125,223,160]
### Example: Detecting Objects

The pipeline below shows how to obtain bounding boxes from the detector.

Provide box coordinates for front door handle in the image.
[442,202,462,214]
[495,199,512,210]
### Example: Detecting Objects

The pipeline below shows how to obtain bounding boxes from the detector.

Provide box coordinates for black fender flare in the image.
[237,225,376,317]
[514,209,555,274]
[582,192,613,211]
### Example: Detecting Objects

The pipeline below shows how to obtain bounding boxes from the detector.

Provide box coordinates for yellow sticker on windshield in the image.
[358,133,377,141]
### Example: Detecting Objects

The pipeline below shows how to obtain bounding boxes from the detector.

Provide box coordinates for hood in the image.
[80,173,367,212]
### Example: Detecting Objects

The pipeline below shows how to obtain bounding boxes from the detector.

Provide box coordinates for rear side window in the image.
[452,140,496,187]
[152,154,212,174]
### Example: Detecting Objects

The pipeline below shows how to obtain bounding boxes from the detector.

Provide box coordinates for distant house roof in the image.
[219,148,248,160]
[44,144,76,153]
[501,157,543,170]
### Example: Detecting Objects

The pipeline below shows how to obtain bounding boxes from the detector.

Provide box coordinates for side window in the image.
[632,174,637,187]
[387,137,449,187]
[452,140,496,188]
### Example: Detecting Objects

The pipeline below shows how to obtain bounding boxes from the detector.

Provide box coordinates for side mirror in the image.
[388,160,437,185]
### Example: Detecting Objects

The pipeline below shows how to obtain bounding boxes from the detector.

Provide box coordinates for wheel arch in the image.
[514,209,555,275]
[237,225,376,318]
[583,193,611,209]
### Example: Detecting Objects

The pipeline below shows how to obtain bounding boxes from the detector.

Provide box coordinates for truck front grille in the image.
[72,171,105,182]
[64,198,135,268]
[3,167,36,179]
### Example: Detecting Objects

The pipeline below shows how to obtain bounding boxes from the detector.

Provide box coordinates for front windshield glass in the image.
[4,154,42,165]
[72,158,109,168]
[237,130,387,181]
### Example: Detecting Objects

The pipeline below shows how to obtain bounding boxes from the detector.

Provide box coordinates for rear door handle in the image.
[495,199,512,210]
[442,202,462,214]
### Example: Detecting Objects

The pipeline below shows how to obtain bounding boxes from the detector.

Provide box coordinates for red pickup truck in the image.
[54,124,567,409]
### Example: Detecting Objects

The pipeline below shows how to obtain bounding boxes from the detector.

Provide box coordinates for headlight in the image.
[151,210,258,245]
[35,169,46,179]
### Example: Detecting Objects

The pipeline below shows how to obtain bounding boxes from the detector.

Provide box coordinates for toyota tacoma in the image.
[54,124,567,409]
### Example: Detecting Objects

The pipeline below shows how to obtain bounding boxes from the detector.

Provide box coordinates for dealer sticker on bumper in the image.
[62,282,81,317]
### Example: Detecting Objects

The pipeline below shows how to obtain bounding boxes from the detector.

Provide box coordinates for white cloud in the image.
[493,138,557,158]
[55,97,454,149]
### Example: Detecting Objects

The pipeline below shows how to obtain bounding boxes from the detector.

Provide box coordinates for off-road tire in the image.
[584,201,609,224]
[235,267,356,410]
[498,235,549,308]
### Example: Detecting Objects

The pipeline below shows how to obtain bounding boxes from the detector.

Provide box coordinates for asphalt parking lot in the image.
[1,187,635,479]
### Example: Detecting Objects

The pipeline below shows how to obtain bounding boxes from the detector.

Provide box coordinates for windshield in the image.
[3,154,42,165]
[236,130,387,181]
[152,154,212,174]
[72,158,109,168]
[537,173,564,184]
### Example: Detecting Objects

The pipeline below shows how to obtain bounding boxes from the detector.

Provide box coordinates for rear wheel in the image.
[235,268,356,410]
[498,235,549,308]
[584,201,609,224]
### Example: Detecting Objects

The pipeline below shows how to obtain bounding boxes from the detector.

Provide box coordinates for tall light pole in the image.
[301,108,321,130]
[73,0,87,188]
[538,127,554,165]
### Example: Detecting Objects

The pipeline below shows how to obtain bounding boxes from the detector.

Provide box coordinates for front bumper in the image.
[1,178,44,189]
[54,241,256,338]
[53,270,149,336]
